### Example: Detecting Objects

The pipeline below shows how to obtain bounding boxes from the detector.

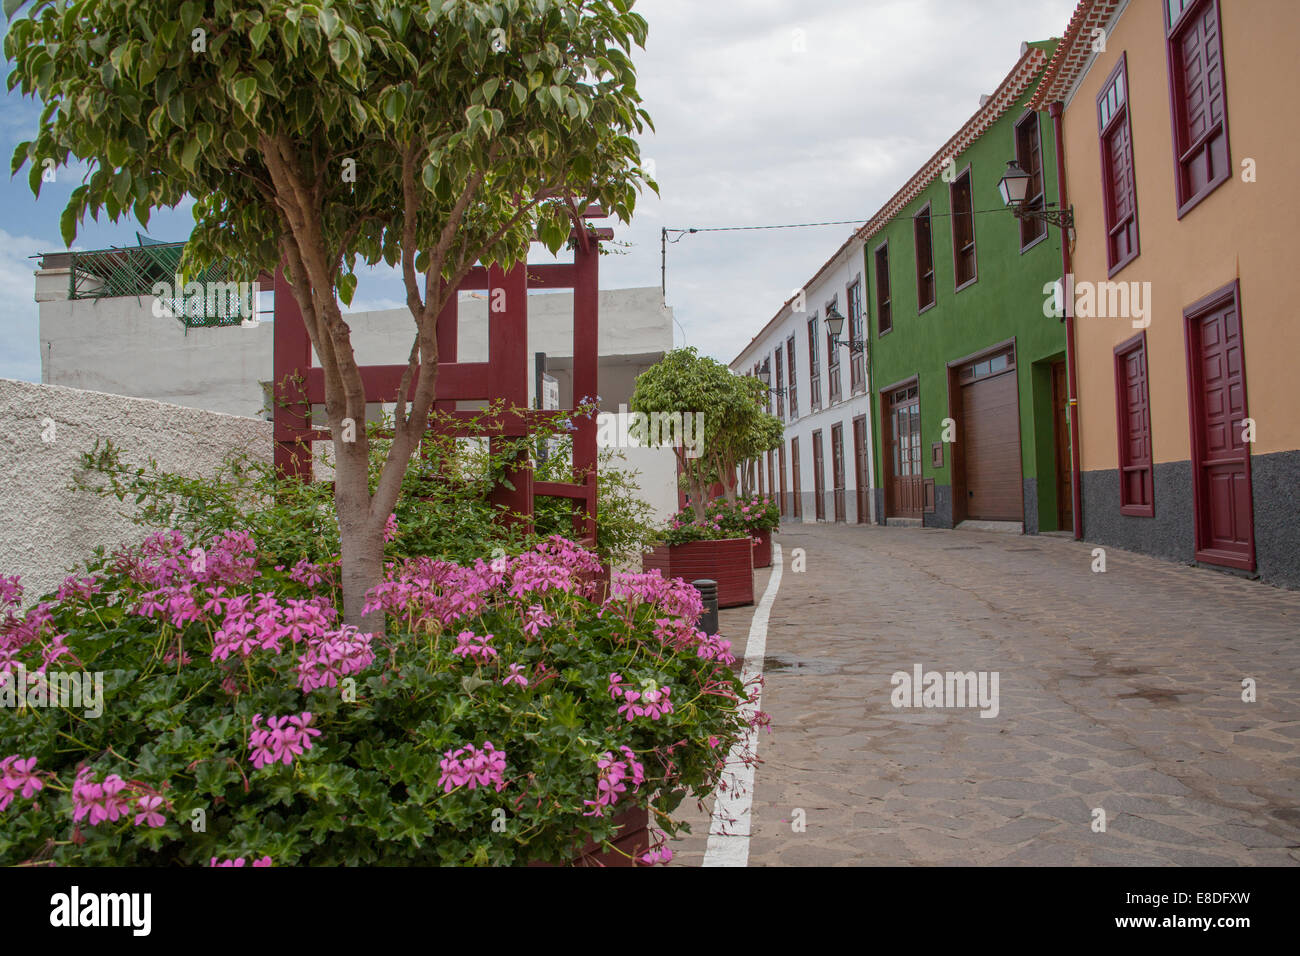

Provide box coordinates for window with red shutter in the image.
[825,295,842,405]
[1165,0,1230,216]
[914,204,936,311]
[786,335,798,419]
[950,169,977,289]
[846,277,865,393]
[874,242,892,334]
[1097,55,1140,274]
[1114,332,1154,516]
[807,315,822,412]
[774,345,785,418]
[1015,112,1047,250]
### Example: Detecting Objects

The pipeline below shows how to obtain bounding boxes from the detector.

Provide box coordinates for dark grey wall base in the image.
[924,484,954,529]
[1024,478,1039,536]
[874,488,886,526]
[1250,449,1300,589]
[1081,450,1300,591]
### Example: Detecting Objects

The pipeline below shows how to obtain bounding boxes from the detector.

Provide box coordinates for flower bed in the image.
[0,532,757,866]
[641,537,754,608]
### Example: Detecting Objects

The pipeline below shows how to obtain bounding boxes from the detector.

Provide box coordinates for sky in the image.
[0,0,1079,382]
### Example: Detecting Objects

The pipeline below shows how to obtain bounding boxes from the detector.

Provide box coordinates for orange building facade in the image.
[1031,0,1300,587]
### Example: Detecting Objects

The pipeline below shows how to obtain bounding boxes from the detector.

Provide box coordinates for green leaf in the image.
[329,38,350,68]
[337,271,357,305]
[318,6,340,39]
[180,137,200,172]
[250,22,271,51]
[59,203,77,246]
[231,77,258,112]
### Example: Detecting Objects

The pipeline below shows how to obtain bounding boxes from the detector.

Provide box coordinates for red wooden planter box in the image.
[642,538,754,608]
[527,807,652,867]
[751,528,772,569]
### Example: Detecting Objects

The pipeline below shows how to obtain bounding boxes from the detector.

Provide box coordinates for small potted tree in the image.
[631,350,782,606]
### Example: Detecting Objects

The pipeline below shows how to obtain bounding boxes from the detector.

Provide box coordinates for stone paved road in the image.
[668,524,1300,866]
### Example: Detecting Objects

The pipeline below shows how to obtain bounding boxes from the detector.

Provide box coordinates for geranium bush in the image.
[706,495,779,535]
[659,514,751,547]
[0,531,756,866]
[658,494,777,547]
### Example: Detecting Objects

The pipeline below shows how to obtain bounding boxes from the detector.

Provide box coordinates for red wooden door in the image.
[791,437,802,519]
[852,415,869,523]
[778,443,788,517]
[812,430,826,520]
[1187,287,1254,570]
[831,423,846,522]
[885,385,923,518]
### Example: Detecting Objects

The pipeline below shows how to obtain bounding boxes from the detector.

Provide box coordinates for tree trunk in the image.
[333,429,387,633]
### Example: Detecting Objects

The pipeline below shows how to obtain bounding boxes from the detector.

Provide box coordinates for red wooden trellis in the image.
[272,215,611,544]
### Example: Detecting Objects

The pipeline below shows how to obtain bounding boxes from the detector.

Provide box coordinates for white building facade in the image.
[731,235,874,524]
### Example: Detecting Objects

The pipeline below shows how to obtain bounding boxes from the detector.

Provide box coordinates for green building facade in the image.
[863,40,1071,534]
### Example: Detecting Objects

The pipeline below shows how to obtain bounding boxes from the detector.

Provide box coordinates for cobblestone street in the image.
[669,524,1300,866]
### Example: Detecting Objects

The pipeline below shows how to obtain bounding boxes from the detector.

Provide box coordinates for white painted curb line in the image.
[702,542,783,868]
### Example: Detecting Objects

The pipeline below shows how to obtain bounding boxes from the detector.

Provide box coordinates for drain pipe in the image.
[1049,100,1083,541]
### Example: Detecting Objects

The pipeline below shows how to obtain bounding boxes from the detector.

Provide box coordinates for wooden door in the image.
[1187,287,1254,570]
[958,354,1022,522]
[812,430,826,520]
[852,415,869,523]
[791,437,802,518]
[885,385,923,518]
[1051,361,1073,531]
[778,443,787,517]
[831,423,846,522]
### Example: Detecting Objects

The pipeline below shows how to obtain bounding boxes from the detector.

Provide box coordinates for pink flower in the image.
[383,513,399,543]
[71,768,131,825]
[502,663,529,688]
[249,712,321,769]
[617,690,643,721]
[641,845,673,865]
[451,630,497,661]
[297,626,375,693]
[0,756,44,811]
[133,795,166,828]
[438,742,508,793]
[209,854,273,867]
[522,604,553,637]
[640,685,674,721]
[0,575,22,608]
[583,747,646,817]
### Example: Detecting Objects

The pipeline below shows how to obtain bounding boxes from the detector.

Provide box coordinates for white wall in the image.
[731,240,875,524]
[38,272,672,419]
[0,378,272,603]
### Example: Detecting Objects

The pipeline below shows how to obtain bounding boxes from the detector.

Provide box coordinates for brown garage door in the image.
[959,352,1022,522]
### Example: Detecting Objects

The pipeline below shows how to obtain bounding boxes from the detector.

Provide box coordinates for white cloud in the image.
[0,228,47,381]
[600,0,1079,363]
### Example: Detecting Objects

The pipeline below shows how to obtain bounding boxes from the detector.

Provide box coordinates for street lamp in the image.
[998,159,1074,231]
[825,305,864,354]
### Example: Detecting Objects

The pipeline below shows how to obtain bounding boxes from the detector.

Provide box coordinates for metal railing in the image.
[66,240,268,330]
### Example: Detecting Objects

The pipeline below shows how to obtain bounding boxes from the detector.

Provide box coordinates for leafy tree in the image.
[6,0,655,629]
[629,347,782,519]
